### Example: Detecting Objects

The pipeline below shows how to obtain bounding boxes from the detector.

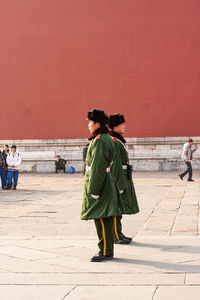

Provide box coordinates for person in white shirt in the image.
[6,145,22,190]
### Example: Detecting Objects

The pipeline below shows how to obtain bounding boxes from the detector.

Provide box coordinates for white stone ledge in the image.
[1,136,200,146]
[21,151,55,159]
[1,137,200,172]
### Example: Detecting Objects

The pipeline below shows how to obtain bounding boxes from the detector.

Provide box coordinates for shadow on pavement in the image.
[113,257,200,272]
[129,241,200,254]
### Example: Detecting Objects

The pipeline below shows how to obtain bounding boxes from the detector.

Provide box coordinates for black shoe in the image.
[91,255,113,262]
[122,235,132,242]
[114,237,131,244]
[179,174,183,180]
[12,185,17,190]
[188,179,194,182]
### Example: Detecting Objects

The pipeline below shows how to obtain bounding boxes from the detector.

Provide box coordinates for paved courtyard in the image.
[0,171,200,299]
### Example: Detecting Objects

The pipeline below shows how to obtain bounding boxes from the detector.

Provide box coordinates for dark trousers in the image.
[181,162,193,180]
[94,217,114,257]
[83,162,86,175]
[56,166,65,173]
[0,168,7,189]
[7,170,19,187]
[114,215,124,240]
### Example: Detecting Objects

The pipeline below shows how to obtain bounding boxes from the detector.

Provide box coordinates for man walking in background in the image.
[7,145,22,190]
[179,139,198,182]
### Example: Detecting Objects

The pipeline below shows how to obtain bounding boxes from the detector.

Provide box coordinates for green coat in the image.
[111,137,139,215]
[81,133,123,220]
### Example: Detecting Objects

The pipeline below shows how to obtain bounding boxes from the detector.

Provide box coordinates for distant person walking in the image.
[7,145,22,190]
[82,144,89,175]
[179,139,198,182]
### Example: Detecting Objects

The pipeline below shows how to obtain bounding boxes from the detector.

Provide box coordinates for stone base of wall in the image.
[1,137,199,172]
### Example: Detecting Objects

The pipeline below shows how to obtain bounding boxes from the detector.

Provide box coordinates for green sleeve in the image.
[112,144,127,191]
[88,139,108,195]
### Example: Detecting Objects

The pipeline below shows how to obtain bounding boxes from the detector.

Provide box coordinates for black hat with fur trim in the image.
[87,109,109,126]
[108,114,125,129]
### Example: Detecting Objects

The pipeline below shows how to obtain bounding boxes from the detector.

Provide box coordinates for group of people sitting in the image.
[0,145,22,190]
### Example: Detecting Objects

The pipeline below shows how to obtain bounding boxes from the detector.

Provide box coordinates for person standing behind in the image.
[0,151,6,190]
[179,139,198,182]
[109,114,139,244]
[81,109,123,262]
[7,145,22,190]
[2,145,9,188]
[82,143,89,175]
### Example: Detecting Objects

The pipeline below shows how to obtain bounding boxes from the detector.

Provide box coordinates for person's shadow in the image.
[129,241,200,254]
[112,257,200,272]
[112,241,200,272]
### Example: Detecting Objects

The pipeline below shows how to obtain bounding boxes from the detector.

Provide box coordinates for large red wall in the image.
[0,0,200,139]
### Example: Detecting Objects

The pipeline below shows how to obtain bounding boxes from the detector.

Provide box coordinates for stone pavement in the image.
[0,171,200,299]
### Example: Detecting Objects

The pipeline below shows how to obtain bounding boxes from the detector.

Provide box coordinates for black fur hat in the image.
[87,109,109,126]
[108,114,125,129]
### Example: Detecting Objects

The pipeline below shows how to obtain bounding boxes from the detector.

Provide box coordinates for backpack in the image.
[68,166,75,174]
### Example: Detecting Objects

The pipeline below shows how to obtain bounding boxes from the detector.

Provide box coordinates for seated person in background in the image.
[55,155,67,173]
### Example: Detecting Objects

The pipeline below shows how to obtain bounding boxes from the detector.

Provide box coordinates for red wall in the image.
[0,0,200,139]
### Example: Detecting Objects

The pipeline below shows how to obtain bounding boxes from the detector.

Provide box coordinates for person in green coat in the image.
[81,109,123,262]
[109,114,139,244]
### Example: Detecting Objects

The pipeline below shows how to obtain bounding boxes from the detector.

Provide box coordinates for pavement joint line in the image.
[0,284,188,286]
[134,185,173,237]
[184,273,187,285]
[0,284,193,286]
[0,251,61,262]
[151,286,158,300]
[0,254,29,261]
[0,243,73,255]
[61,285,77,300]
[169,189,185,236]
[0,272,191,274]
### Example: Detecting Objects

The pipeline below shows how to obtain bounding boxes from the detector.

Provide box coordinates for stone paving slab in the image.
[153,286,200,300]
[185,274,200,285]
[0,273,185,285]
[0,286,72,300]
[65,286,156,300]
[0,245,59,260]
[0,172,200,299]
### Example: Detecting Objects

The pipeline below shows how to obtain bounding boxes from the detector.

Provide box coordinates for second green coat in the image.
[111,137,139,215]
